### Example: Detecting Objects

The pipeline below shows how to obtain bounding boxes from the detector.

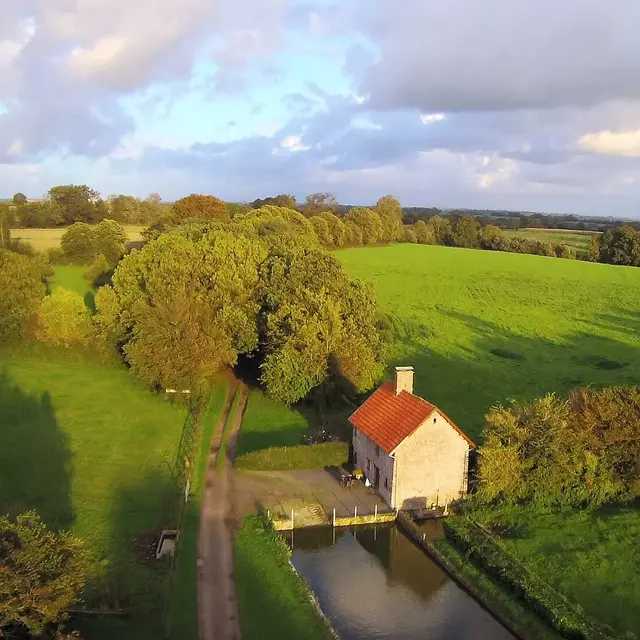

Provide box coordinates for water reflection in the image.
[284,524,515,640]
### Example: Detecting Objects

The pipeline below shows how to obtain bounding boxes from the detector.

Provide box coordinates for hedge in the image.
[443,517,626,640]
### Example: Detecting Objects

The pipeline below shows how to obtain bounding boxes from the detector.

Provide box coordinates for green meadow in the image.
[503,228,598,257]
[338,244,640,442]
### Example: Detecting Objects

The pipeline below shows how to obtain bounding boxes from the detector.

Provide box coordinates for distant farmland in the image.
[503,227,599,257]
[11,225,146,251]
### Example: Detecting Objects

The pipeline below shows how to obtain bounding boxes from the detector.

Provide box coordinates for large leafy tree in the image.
[48,185,100,225]
[597,225,640,266]
[450,215,481,248]
[258,248,386,404]
[238,205,320,251]
[0,250,46,342]
[302,192,338,217]
[94,219,127,267]
[375,195,403,242]
[95,230,265,392]
[251,194,297,210]
[344,207,383,246]
[60,223,97,264]
[12,193,27,206]
[172,194,229,222]
[0,511,87,638]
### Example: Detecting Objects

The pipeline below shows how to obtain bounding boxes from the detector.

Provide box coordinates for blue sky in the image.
[2,0,640,216]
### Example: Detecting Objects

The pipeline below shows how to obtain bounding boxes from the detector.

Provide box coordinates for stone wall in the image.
[352,426,395,507]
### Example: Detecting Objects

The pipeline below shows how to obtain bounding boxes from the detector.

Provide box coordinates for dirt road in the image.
[197,380,248,640]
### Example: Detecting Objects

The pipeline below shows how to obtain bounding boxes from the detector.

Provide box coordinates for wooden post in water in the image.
[291,509,294,530]
[374,504,378,522]
[354,506,358,519]
[333,508,336,527]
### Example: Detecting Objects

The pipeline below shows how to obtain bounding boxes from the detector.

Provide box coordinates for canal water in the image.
[283,524,515,640]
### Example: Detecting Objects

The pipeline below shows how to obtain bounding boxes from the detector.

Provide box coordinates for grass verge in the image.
[236,442,349,471]
[234,515,334,640]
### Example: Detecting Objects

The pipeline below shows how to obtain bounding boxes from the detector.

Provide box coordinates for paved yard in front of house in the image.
[235,468,394,527]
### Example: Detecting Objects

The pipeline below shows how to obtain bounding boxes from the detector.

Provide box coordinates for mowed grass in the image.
[338,244,640,442]
[11,225,145,252]
[0,350,185,628]
[236,389,315,456]
[234,515,333,640]
[482,504,640,637]
[50,265,91,296]
[503,228,599,255]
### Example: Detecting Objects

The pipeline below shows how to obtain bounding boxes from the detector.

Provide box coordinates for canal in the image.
[283,524,516,640]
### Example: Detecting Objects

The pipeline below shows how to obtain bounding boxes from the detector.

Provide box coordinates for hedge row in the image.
[443,517,626,640]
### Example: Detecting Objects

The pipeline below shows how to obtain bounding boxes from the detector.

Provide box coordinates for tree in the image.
[310,216,332,247]
[450,215,481,248]
[402,227,417,243]
[302,192,338,217]
[16,201,62,228]
[108,194,140,223]
[0,204,12,248]
[36,288,92,348]
[95,231,265,392]
[238,205,319,251]
[12,192,27,206]
[344,207,383,246]
[427,215,451,245]
[0,250,46,341]
[60,223,97,264]
[480,224,503,250]
[319,212,347,247]
[258,248,386,404]
[172,194,229,222]
[94,219,127,268]
[251,194,296,210]
[375,195,403,242]
[597,225,640,266]
[0,511,87,637]
[48,185,100,225]
[414,219,435,244]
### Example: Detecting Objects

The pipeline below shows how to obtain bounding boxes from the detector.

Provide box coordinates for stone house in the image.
[348,366,475,510]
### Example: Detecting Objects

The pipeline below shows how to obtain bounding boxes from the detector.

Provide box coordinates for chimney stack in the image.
[394,366,414,395]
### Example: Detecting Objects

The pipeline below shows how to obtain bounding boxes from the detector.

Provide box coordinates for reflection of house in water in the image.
[355,525,449,603]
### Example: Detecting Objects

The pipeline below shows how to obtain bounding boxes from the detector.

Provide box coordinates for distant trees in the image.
[477,387,640,509]
[12,192,27,205]
[414,219,435,245]
[375,195,403,242]
[344,207,383,245]
[0,249,46,342]
[450,215,481,248]
[0,511,87,637]
[251,194,296,210]
[302,192,338,217]
[48,185,101,225]
[172,194,229,222]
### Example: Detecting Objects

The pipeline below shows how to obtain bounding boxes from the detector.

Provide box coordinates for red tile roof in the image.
[349,381,475,453]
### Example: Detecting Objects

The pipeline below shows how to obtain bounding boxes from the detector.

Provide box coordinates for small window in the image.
[366,458,371,471]
[375,446,380,457]
[433,417,437,423]
[384,477,388,489]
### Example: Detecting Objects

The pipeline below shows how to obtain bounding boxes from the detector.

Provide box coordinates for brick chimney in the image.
[394,366,414,395]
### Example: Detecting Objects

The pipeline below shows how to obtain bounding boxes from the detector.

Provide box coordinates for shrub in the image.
[403,227,417,243]
[60,222,96,264]
[85,254,112,288]
[36,288,93,348]
[45,247,69,265]
[444,517,618,640]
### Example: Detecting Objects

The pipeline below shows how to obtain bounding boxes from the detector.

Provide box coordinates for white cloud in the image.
[7,138,23,157]
[421,113,445,125]
[280,135,310,151]
[578,129,640,157]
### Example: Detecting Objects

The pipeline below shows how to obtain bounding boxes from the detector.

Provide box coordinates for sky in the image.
[2,0,640,216]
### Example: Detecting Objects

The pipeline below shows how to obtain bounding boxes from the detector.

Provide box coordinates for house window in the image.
[375,446,380,457]
[384,477,389,489]
[366,458,371,471]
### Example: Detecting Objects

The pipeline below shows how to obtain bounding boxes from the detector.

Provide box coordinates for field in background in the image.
[503,228,599,256]
[338,244,640,442]
[11,225,145,251]
[0,348,185,638]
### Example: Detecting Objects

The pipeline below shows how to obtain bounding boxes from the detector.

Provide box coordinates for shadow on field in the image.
[393,308,640,442]
[0,369,73,530]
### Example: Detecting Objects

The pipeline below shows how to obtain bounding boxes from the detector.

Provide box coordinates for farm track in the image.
[197,376,249,640]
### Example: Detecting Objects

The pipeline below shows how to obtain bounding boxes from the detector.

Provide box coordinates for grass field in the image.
[0,348,186,636]
[11,225,145,252]
[476,504,640,637]
[503,228,599,256]
[338,244,640,442]
[234,515,333,640]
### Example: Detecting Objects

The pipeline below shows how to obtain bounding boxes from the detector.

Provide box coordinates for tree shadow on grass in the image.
[0,369,73,530]
[391,308,640,442]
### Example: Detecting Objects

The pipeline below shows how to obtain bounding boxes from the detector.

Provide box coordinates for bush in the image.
[85,254,112,288]
[60,222,96,264]
[36,288,93,347]
[235,442,349,470]
[94,219,127,267]
[444,517,618,640]
[45,247,69,265]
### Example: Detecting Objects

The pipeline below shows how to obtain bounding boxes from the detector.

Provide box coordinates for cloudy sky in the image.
[3,0,640,216]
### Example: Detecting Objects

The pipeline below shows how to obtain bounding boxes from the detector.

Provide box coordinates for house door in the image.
[373,465,380,489]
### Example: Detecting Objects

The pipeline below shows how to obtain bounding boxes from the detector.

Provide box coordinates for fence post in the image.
[354,506,358,519]
[374,504,378,521]
[333,508,336,527]
[291,509,294,530]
